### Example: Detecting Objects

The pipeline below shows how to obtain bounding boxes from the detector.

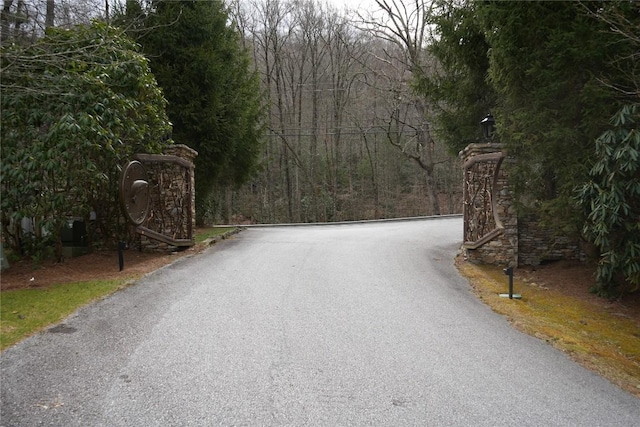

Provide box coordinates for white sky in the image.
[326,0,381,14]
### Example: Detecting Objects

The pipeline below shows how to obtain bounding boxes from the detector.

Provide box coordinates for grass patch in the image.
[457,260,640,397]
[1,227,240,351]
[194,227,236,243]
[1,279,129,351]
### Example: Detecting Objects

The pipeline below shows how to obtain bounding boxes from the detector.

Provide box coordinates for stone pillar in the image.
[459,143,517,266]
[134,144,198,252]
[164,144,198,235]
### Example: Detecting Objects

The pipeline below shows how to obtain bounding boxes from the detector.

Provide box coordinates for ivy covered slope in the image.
[1,22,173,257]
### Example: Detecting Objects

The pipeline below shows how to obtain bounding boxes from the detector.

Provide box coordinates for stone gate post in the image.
[459,143,517,266]
[164,144,197,236]
[134,144,198,251]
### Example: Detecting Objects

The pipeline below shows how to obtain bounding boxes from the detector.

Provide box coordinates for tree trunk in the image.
[46,0,55,28]
[1,0,14,44]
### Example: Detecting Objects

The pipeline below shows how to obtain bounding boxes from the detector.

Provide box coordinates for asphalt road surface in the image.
[1,217,639,426]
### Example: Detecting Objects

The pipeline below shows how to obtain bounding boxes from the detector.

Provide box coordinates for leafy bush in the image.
[1,22,172,258]
[578,104,640,296]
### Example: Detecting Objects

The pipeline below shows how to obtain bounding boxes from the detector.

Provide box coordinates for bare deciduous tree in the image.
[199,0,463,223]
[357,0,442,215]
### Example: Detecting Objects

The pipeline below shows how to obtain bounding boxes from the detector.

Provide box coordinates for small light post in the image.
[118,241,126,271]
[500,266,521,299]
[480,113,496,141]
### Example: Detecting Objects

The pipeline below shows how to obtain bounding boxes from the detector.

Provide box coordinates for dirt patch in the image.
[1,244,208,291]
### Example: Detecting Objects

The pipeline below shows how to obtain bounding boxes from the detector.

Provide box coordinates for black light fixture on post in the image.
[480,113,496,140]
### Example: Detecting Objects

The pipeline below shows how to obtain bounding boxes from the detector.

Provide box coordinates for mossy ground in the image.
[457,259,640,397]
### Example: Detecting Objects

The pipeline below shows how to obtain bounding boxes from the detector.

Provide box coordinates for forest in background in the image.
[1,0,466,227]
[2,0,638,295]
[223,0,462,224]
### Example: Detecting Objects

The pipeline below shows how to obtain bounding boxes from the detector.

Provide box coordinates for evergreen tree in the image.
[416,0,496,154]
[121,0,264,223]
[421,0,639,294]
[477,1,621,230]
[422,1,628,227]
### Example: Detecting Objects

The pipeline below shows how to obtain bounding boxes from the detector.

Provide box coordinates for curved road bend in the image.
[1,217,639,426]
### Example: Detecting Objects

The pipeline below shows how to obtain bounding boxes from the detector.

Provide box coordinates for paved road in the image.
[1,217,639,426]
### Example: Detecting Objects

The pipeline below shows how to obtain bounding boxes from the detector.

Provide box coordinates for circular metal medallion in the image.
[120,161,150,225]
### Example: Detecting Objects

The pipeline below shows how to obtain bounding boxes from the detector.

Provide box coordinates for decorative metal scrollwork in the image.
[120,161,150,226]
[119,156,194,247]
[132,153,194,247]
[463,152,505,249]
